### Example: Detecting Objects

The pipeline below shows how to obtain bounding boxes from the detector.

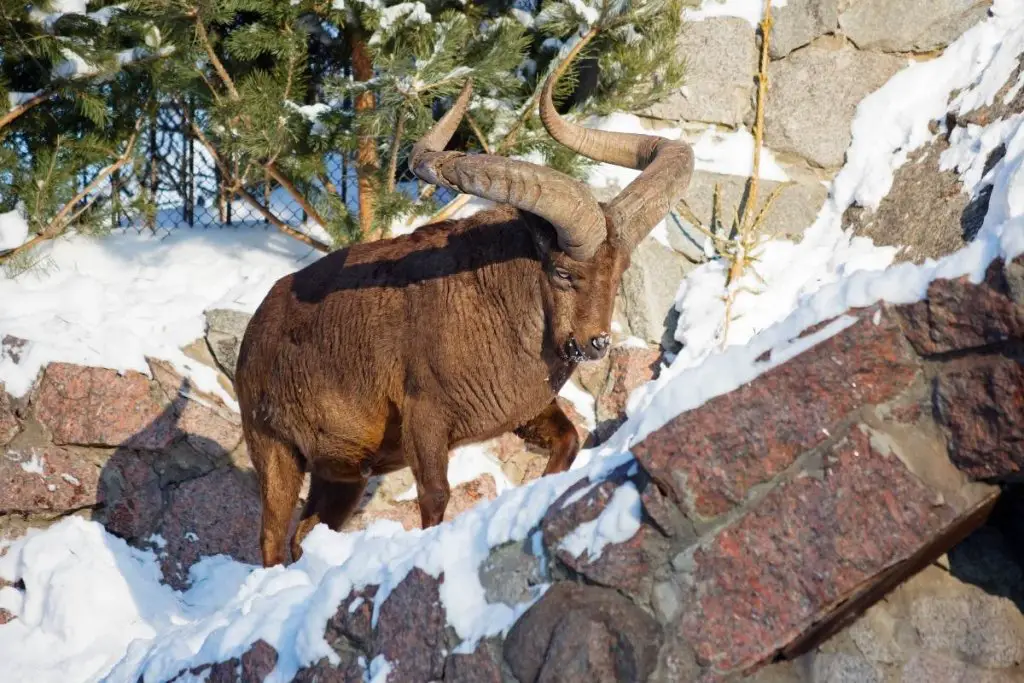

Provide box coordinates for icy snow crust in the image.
[0,229,321,405]
[2,1,1024,681]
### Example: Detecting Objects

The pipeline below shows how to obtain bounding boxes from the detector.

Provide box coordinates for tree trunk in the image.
[349,28,380,239]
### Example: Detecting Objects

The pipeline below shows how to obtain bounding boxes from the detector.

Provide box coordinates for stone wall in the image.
[97,251,1021,683]
[617,0,997,347]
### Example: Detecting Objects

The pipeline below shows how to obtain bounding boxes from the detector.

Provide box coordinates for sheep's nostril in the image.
[566,337,583,357]
[591,333,610,351]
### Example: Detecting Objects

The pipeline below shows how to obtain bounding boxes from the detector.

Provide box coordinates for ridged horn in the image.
[539,69,694,251]
[409,81,608,261]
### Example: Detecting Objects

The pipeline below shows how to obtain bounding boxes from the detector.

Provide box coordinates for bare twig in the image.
[266,164,329,230]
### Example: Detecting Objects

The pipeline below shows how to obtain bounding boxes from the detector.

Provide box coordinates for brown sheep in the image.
[235,69,694,566]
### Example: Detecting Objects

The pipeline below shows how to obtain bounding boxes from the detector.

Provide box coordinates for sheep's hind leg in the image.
[291,475,368,561]
[515,400,581,476]
[245,427,305,567]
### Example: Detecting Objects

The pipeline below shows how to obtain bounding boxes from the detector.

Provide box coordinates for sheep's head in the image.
[409,70,694,362]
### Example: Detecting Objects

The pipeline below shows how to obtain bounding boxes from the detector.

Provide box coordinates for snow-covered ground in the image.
[2,0,1024,681]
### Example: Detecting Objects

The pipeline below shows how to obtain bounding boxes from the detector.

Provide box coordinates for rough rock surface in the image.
[678,171,829,241]
[632,305,920,519]
[205,308,252,380]
[646,17,757,126]
[844,139,985,263]
[0,384,17,446]
[769,0,839,59]
[619,238,694,347]
[839,0,992,53]
[765,37,904,169]
[504,582,663,683]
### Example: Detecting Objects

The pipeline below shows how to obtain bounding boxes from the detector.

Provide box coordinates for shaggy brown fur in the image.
[236,207,628,565]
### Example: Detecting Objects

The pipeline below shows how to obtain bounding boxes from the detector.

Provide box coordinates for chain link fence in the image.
[106,101,454,240]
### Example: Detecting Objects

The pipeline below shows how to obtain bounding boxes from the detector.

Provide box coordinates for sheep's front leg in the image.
[515,399,581,475]
[403,408,451,528]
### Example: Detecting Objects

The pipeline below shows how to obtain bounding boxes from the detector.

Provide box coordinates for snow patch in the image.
[0,207,30,251]
[685,0,788,27]
[557,482,641,562]
[0,228,320,403]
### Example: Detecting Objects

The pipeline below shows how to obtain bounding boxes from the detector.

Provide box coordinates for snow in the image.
[557,482,641,562]
[369,2,431,44]
[2,3,1024,682]
[51,48,99,80]
[0,207,30,251]
[0,228,320,404]
[685,0,788,27]
[18,450,46,476]
[8,91,42,110]
[0,448,629,682]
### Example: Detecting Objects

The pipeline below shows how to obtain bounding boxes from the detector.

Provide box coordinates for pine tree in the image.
[132,0,689,246]
[0,0,165,269]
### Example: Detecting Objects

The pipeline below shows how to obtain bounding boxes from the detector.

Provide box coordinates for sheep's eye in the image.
[554,267,572,280]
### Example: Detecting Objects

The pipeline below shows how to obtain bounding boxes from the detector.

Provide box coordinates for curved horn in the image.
[539,70,694,251]
[410,81,608,261]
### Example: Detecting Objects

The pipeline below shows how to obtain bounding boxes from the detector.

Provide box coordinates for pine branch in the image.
[465,112,491,155]
[0,124,141,264]
[188,117,331,252]
[386,108,407,194]
[0,90,53,131]
[194,14,240,101]
[497,27,598,155]
[265,164,329,230]
[427,27,600,225]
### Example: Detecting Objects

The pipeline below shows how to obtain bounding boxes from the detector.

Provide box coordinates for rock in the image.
[292,659,364,683]
[346,475,497,532]
[839,0,991,53]
[632,305,920,518]
[373,568,446,682]
[1,335,27,364]
[579,344,661,443]
[769,0,839,59]
[205,309,252,380]
[503,582,662,683]
[98,453,164,541]
[444,640,505,683]
[646,17,757,126]
[157,468,261,588]
[619,238,693,347]
[34,363,175,450]
[677,171,829,242]
[676,427,961,677]
[910,589,1024,669]
[900,652,1023,683]
[479,541,544,606]
[542,476,665,600]
[324,586,377,655]
[0,385,18,447]
[766,37,904,169]
[845,140,990,263]
[895,261,1024,355]
[934,355,1024,481]
[147,359,243,459]
[0,447,101,515]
